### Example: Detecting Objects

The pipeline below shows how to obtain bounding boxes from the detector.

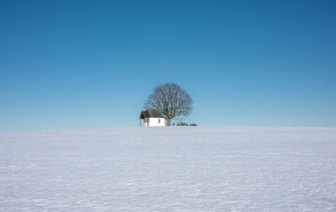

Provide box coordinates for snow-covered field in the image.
[1,127,336,211]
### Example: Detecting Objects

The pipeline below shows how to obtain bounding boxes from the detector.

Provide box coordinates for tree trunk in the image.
[167,118,171,126]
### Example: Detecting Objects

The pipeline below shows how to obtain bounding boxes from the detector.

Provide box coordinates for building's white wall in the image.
[148,118,165,127]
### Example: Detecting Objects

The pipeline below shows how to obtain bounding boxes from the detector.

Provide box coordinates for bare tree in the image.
[144,83,193,126]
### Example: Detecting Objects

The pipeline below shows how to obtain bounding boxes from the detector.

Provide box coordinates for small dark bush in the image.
[177,122,188,126]
[190,124,197,126]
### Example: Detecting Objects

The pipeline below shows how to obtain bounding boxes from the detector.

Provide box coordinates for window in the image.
[158,119,160,123]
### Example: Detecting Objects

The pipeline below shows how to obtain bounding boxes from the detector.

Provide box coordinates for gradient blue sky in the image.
[1,0,335,131]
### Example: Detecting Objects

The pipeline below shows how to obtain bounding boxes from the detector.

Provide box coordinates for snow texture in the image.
[1,127,336,211]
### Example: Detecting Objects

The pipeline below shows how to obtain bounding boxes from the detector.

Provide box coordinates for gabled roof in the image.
[139,109,165,119]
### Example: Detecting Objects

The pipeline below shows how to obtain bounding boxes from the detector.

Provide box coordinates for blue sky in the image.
[1,0,335,131]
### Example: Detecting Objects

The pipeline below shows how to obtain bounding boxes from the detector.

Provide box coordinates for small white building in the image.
[139,109,165,127]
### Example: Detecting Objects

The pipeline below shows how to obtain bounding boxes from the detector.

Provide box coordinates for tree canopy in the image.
[144,83,193,126]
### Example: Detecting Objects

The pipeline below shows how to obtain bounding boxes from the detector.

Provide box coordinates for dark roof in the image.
[139,109,165,119]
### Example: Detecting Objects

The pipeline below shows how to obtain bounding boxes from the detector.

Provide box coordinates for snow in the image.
[1,127,336,211]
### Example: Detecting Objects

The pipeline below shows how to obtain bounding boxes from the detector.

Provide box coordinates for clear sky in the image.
[1,0,335,131]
